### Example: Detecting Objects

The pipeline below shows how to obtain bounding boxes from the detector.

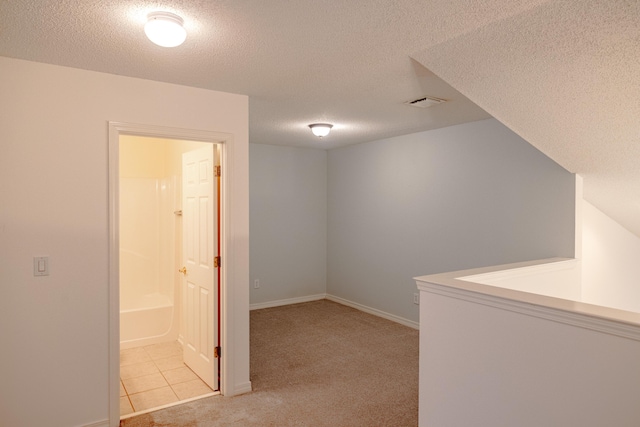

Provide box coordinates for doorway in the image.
[117,135,220,417]
[108,123,230,424]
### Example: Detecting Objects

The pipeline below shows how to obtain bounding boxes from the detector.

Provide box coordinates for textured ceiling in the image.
[411,0,640,237]
[1,0,639,237]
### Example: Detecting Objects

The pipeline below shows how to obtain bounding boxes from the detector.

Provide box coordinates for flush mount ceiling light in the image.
[145,12,187,47]
[309,123,333,138]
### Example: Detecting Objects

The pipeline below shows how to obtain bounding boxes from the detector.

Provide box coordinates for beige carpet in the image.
[121,299,419,426]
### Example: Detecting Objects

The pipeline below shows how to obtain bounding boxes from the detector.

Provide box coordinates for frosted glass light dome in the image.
[145,12,187,47]
[309,123,333,138]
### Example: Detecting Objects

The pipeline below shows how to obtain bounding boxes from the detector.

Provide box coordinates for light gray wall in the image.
[327,119,575,322]
[250,143,327,304]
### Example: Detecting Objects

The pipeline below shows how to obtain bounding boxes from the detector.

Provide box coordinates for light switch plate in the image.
[34,256,49,276]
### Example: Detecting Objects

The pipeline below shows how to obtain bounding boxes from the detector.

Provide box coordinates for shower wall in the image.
[120,137,176,309]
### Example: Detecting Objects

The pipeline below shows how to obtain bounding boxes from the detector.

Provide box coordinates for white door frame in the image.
[108,122,236,425]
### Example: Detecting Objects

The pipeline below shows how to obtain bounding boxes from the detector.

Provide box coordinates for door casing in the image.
[108,122,235,426]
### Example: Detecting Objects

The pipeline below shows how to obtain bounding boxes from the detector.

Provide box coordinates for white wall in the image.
[582,199,640,312]
[249,143,327,305]
[328,119,576,323]
[419,288,640,427]
[0,57,249,427]
[415,187,640,427]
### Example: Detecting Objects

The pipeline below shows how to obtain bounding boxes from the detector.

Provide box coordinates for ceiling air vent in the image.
[405,96,447,108]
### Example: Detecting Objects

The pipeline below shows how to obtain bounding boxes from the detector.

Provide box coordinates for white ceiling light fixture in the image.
[309,123,333,138]
[145,12,187,47]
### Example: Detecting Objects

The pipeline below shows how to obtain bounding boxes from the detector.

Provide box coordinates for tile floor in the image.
[120,341,214,417]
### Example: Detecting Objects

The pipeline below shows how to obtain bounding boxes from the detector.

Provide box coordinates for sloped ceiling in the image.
[1,0,639,236]
[411,0,640,237]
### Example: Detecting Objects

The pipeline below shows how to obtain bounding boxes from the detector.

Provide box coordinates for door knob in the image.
[178,267,187,275]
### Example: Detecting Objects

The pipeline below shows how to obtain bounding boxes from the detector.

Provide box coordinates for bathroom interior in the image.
[118,135,219,417]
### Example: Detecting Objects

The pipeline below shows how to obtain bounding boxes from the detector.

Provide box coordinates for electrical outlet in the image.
[254,279,260,289]
[413,293,419,305]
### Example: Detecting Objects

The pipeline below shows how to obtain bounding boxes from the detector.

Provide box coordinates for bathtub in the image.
[415,258,640,427]
[120,293,178,350]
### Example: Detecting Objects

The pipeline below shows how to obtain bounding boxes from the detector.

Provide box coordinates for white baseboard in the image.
[325,294,420,329]
[250,294,327,310]
[250,293,419,329]
[82,420,108,427]
[231,381,253,396]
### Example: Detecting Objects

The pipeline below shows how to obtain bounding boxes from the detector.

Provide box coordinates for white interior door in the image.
[181,145,217,390]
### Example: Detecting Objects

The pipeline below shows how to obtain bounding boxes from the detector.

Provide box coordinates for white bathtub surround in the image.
[119,176,177,306]
[119,171,180,350]
[415,258,640,427]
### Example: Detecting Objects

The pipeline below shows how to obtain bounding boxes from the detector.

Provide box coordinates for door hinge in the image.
[214,256,221,268]
[214,346,221,359]
[214,165,221,177]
